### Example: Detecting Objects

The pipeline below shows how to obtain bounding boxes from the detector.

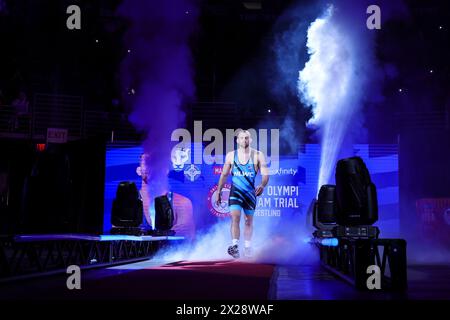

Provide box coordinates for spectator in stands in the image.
[0,89,13,131]
[11,91,30,130]
[12,91,29,113]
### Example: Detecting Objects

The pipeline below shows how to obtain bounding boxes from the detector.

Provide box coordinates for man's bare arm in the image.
[255,151,269,196]
[216,152,233,204]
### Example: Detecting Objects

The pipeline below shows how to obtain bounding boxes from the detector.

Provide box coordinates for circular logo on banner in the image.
[207,183,231,218]
[184,164,201,182]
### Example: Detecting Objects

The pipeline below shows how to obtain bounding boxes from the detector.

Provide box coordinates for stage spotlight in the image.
[153,192,175,236]
[335,156,378,226]
[313,158,405,292]
[111,181,143,235]
[316,184,338,225]
[311,184,337,238]
[311,157,379,239]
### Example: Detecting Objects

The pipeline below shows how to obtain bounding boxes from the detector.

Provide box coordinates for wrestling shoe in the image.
[244,247,252,258]
[227,244,240,259]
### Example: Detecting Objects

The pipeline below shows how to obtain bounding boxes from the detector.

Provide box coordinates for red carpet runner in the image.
[81,260,275,300]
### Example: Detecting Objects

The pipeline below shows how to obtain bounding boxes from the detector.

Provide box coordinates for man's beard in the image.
[239,143,249,149]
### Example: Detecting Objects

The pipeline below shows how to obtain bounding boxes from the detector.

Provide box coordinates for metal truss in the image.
[318,238,407,291]
[0,236,184,282]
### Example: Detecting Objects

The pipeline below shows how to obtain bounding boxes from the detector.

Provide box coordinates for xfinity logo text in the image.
[269,168,297,176]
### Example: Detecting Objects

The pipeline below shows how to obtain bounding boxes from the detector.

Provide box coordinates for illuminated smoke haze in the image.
[154,217,318,265]
[118,0,198,197]
[298,2,381,192]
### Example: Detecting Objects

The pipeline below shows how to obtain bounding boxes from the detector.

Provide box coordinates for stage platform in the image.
[0,233,185,282]
[12,234,184,242]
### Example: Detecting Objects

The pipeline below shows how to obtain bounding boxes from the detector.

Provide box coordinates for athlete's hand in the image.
[255,185,264,196]
[216,190,222,206]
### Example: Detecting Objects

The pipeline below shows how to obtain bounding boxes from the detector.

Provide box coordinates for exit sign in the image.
[47,128,68,143]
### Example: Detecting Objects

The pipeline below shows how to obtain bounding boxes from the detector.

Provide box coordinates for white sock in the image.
[232,239,239,246]
[245,240,251,248]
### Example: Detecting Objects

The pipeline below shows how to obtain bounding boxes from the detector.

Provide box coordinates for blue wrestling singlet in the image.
[228,149,257,215]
